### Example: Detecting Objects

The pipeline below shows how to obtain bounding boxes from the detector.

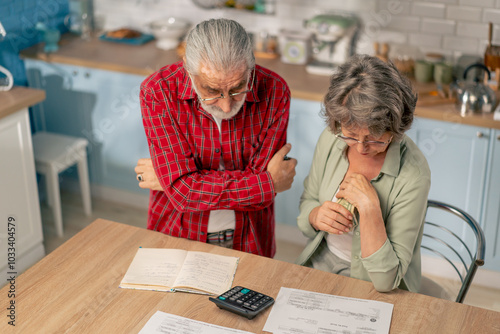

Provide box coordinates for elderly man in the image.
[136,18,296,258]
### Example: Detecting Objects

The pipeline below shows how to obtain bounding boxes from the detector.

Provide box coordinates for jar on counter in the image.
[278,29,312,65]
[389,44,422,78]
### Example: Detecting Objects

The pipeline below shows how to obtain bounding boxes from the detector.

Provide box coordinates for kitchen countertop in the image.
[0,86,46,121]
[20,34,500,130]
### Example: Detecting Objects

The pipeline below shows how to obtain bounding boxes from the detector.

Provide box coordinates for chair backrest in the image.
[422,200,486,303]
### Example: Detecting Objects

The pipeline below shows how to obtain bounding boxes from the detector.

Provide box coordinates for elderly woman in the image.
[295,54,431,293]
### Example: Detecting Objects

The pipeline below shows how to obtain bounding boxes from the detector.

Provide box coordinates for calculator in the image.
[209,286,275,319]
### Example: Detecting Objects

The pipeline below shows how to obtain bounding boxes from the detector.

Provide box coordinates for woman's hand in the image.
[336,173,387,258]
[336,173,380,214]
[134,158,163,191]
[309,201,353,235]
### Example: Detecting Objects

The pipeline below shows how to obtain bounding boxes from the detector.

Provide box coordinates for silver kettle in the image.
[450,63,496,116]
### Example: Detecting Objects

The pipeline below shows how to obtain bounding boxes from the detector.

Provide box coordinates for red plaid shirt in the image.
[140,61,290,257]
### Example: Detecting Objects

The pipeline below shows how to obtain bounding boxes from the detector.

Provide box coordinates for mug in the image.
[434,62,454,85]
[414,60,434,83]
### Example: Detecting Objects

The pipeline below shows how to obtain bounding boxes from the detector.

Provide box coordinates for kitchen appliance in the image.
[449,63,496,116]
[279,29,312,65]
[304,13,361,76]
[0,21,14,91]
[149,17,191,50]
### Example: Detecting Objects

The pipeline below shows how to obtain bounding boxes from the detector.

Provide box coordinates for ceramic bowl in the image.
[149,17,190,50]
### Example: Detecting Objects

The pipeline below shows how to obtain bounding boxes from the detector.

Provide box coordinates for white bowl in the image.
[150,17,190,50]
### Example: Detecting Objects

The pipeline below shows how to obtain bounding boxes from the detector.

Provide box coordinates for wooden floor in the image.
[41,189,500,313]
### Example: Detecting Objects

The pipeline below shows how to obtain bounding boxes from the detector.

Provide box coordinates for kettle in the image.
[450,63,496,116]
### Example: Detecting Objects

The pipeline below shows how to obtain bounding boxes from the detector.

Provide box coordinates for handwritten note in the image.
[173,251,238,294]
[119,248,239,295]
[120,248,186,289]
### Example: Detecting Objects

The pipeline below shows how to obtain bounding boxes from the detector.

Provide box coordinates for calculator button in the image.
[218,296,226,300]
[241,288,250,294]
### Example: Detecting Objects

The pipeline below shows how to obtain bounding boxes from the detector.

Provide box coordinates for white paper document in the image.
[139,311,255,334]
[263,287,393,334]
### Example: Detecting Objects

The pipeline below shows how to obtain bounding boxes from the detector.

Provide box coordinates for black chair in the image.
[419,199,486,303]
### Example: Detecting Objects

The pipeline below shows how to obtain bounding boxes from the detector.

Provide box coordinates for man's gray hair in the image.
[322,54,417,141]
[184,18,255,75]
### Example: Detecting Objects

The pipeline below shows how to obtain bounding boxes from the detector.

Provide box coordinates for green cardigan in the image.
[296,127,431,292]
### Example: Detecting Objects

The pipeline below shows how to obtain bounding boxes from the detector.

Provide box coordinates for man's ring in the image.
[137,174,144,182]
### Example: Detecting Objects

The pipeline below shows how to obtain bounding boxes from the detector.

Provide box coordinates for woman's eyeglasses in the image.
[335,134,393,147]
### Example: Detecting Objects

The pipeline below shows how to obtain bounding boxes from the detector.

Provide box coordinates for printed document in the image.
[139,311,255,334]
[263,287,393,334]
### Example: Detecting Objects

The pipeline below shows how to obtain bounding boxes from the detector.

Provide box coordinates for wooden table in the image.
[1,219,499,333]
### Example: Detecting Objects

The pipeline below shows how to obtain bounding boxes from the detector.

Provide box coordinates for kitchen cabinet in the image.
[406,117,490,225]
[0,106,45,280]
[24,59,150,194]
[482,129,500,271]
[406,117,493,269]
[274,99,326,227]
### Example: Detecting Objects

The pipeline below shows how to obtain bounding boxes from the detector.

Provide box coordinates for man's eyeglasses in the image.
[335,133,393,147]
[198,69,255,102]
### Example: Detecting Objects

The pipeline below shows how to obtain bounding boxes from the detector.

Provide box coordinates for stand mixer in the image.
[304,13,361,76]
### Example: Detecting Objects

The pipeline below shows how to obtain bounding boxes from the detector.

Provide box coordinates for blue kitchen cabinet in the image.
[274,99,326,227]
[406,117,490,224]
[406,117,493,269]
[482,129,500,271]
[24,59,150,194]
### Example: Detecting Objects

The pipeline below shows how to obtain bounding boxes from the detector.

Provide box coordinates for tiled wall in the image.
[96,0,500,62]
[0,0,68,86]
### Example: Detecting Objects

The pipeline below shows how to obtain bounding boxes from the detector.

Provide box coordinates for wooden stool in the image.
[32,131,91,237]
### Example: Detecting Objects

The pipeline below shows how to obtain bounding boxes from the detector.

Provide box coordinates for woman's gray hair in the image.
[184,18,255,75]
[322,54,417,141]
